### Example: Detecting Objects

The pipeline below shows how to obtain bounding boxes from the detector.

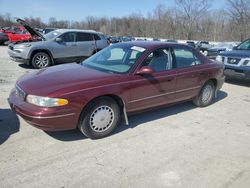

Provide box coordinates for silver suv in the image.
[8,19,109,68]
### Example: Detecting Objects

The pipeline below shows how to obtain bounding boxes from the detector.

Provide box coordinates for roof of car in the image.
[55,29,99,34]
[116,41,189,49]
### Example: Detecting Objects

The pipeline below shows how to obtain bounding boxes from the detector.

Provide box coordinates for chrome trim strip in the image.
[128,86,200,103]
[17,110,76,119]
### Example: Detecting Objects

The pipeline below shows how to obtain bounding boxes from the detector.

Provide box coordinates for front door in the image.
[51,32,78,63]
[127,47,177,112]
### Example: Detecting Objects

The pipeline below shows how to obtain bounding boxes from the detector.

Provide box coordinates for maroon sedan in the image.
[9,42,225,139]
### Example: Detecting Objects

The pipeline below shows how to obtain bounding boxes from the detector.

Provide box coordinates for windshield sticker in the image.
[131,46,146,52]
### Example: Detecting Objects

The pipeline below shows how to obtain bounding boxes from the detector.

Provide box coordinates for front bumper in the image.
[8,48,30,65]
[8,89,79,131]
[224,65,250,79]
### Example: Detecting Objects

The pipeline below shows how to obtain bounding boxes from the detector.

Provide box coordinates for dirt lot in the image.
[0,45,250,188]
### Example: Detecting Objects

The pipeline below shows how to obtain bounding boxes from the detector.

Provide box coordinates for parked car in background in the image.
[166,39,178,43]
[216,38,250,80]
[9,41,225,139]
[42,28,57,35]
[120,36,134,42]
[0,25,32,43]
[207,43,234,59]
[196,41,212,55]
[8,19,109,68]
[153,38,161,41]
[109,36,120,43]
[0,32,9,45]
[186,41,196,48]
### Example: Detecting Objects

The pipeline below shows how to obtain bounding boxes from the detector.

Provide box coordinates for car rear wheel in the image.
[193,81,215,107]
[78,97,121,139]
[31,52,51,69]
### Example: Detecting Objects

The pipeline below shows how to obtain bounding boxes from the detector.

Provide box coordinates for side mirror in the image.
[136,66,154,75]
[55,38,62,43]
[12,31,15,34]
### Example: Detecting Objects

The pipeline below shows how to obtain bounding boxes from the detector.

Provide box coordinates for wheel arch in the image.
[209,78,217,88]
[78,94,129,127]
[29,49,54,65]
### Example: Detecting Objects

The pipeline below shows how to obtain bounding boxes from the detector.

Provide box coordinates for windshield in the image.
[44,31,62,40]
[81,44,146,74]
[236,39,250,50]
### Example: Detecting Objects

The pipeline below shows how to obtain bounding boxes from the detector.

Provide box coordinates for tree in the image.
[175,0,212,40]
[226,0,250,41]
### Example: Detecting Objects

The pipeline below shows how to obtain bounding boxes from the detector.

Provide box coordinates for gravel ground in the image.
[0,45,250,188]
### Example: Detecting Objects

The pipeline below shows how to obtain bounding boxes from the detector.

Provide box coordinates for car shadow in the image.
[113,90,228,136]
[0,108,20,145]
[46,90,227,141]
[45,130,86,141]
[18,64,35,69]
[225,77,250,87]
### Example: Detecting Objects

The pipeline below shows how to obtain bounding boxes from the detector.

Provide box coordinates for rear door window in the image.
[76,33,93,42]
[173,48,202,68]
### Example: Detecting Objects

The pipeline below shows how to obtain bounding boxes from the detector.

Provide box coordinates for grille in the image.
[227,57,240,65]
[16,85,26,100]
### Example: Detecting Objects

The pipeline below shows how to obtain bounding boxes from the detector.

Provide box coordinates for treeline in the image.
[1,0,250,42]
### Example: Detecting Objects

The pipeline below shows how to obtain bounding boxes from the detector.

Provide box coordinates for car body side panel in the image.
[126,70,177,112]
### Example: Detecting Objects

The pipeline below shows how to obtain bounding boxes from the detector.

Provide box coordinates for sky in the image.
[0,0,226,22]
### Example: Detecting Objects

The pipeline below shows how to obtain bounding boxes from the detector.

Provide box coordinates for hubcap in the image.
[201,85,213,103]
[90,105,114,132]
[35,55,49,67]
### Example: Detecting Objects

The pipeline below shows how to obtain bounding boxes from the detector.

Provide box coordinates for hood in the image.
[220,49,250,58]
[208,47,227,52]
[16,18,45,41]
[17,64,121,97]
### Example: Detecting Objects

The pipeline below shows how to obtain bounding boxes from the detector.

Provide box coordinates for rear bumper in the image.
[8,89,79,131]
[224,65,250,79]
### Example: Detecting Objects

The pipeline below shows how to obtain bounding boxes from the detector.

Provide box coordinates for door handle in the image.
[167,77,174,82]
[199,72,207,76]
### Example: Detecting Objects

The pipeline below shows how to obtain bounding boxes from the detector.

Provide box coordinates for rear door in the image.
[172,47,207,101]
[76,32,95,59]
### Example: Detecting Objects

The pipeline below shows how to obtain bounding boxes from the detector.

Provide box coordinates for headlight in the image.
[216,55,223,62]
[16,43,31,49]
[26,95,69,107]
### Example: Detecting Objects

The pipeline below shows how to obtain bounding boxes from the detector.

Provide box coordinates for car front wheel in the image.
[31,52,51,69]
[193,81,215,107]
[78,97,121,139]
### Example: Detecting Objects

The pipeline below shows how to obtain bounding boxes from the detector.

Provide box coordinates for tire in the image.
[31,52,51,69]
[193,81,215,107]
[78,97,121,139]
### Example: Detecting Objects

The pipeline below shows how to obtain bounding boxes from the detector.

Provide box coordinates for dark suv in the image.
[216,38,250,79]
